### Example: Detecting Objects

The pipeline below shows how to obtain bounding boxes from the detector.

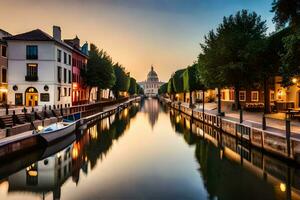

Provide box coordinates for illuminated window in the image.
[270,91,275,101]
[239,91,246,101]
[251,91,259,102]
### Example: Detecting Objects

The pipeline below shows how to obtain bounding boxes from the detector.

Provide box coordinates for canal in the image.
[0,98,299,200]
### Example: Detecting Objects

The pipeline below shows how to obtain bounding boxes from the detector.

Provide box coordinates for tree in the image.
[187,64,205,107]
[85,44,115,101]
[128,77,137,96]
[159,83,168,95]
[112,63,130,99]
[271,0,300,31]
[167,77,175,100]
[199,10,267,110]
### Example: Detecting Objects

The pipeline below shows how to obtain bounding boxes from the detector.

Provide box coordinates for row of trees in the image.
[159,0,300,114]
[84,44,143,101]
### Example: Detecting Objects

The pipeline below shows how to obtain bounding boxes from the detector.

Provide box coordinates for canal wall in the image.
[160,97,300,164]
[0,97,142,160]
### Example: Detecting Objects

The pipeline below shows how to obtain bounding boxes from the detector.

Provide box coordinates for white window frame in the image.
[251,91,259,102]
[239,91,246,102]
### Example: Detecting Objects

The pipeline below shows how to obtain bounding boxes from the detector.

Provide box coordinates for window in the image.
[57,87,61,101]
[251,91,259,102]
[57,66,62,83]
[68,55,71,65]
[57,49,61,62]
[229,89,234,101]
[64,87,67,96]
[26,45,38,60]
[15,93,23,106]
[1,45,7,57]
[64,52,67,64]
[270,91,275,101]
[221,91,226,100]
[68,70,71,83]
[239,91,246,101]
[64,68,67,83]
[2,68,7,83]
[26,63,38,77]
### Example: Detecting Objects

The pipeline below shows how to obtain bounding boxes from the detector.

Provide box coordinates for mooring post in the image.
[262,114,266,130]
[239,107,243,124]
[286,115,291,157]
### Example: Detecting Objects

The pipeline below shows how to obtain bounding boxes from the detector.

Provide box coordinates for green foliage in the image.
[112,63,130,98]
[167,78,175,94]
[271,0,300,30]
[128,77,137,95]
[199,10,267,90]
[172,69,189,93]
[85,44,116,89]
[187,64,204,91]
[158,83,168,95]
[280,32,300,86]
[137,84,144,95]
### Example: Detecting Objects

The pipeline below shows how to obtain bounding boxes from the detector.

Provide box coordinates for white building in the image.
[5,26,72,108]
[139,66,164,97]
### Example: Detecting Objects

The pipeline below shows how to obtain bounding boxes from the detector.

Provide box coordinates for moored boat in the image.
[38,121,77,144]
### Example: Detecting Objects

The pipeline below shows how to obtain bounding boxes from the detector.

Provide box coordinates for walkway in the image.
[193,102,300,134]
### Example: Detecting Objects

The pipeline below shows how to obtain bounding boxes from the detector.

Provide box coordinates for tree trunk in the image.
[263,77,271,114]
[184,93,186,103]
[108,89,111,100]
[189,91,193,108]
[234,87,240,110]
[96,87,102,102]
[217,87,222,114]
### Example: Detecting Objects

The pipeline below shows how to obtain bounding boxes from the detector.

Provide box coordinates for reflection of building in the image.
[8,146,73,199]
[0,29,11,105]
[5,26,72,107]
[143,99,159,128]
[139,66,164,97]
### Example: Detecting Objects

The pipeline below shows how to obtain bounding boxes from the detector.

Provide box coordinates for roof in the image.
[4,29,53,41]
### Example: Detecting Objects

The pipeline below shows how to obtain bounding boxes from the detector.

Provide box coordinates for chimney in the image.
[53,26,61,41]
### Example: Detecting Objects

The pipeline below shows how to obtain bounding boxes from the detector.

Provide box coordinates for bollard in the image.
[240,108,243,124]
[12,110,16,126]
[286,117,291,157]
[5,104,9,115]
[262,114,266,130]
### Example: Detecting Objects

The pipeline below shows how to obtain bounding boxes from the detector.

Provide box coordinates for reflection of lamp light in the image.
[280,183,286,192]
[73,83,78,90]
[292,78,298,84]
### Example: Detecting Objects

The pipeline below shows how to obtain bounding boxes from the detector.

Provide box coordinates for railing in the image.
[25,75,38,81]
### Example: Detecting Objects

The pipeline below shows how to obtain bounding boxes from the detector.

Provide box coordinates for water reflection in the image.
[0,99,299,200]
[141,98,160,128]
[169,109,300,200]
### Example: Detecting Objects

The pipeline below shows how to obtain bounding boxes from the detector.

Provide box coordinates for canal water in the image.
[0,99,299,200]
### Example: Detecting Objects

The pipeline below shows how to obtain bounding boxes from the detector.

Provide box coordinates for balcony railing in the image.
[25,75,38,81]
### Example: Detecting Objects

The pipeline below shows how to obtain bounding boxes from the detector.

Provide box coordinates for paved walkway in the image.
[193,102,300,134]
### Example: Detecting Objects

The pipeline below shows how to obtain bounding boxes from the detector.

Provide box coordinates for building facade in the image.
[0,29,11,105]
[139,66,164,97]
[64,37,89,106]
[5,26,72,108]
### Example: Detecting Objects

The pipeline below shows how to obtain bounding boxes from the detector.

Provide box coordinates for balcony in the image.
[25,75,38,81]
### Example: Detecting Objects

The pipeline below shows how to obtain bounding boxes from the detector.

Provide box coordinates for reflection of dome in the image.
[147,66,159,82]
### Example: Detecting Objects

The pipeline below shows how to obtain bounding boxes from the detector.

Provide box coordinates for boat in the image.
[38,121,77,144]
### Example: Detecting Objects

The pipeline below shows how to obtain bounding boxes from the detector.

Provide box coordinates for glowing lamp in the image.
[292,78,298,84]
[37,125,43,131]
[280,183,286,192]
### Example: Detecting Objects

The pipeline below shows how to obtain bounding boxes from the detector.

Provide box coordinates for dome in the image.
[147,66,159,82]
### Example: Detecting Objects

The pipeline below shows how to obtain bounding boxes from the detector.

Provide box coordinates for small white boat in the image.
[38,121,77,144]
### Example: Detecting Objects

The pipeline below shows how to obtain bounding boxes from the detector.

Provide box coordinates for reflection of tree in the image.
[195,139,278,200]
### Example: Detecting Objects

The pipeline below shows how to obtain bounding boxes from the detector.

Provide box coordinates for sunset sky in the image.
[1,0,275,82]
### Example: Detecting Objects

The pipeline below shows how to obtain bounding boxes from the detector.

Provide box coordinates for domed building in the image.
[139,66,164,97]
